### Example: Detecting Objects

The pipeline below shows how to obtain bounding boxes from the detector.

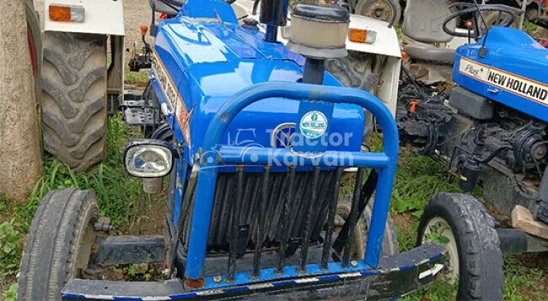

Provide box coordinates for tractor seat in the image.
[402,0,456,64]
[404,44,455,64]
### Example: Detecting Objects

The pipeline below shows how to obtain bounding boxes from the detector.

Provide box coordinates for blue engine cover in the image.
[453,27,548,122]
[150,0,364,165]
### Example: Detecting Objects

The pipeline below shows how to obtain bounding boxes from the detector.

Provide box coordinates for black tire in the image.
[417,193,504,300]
[42,32,108,172]
[354,0,402,24]
[481,10,519,30]
[25,0,42,104]
[337,195,399,258]
[326,51,379,144]
[17,189,99,301]
[526,7,539,23]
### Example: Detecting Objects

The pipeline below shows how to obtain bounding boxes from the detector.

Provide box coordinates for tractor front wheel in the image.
[17,189,99,301]
[42,32,108,171]
[417,193,504,300]
[336,195,399,259]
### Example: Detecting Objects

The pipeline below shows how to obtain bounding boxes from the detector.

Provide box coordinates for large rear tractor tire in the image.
[42,32,108,171]
[326,52,382,143]
[417,193,504,300]
[17,189,99,301]
[481,10,519,30]
[337,195,399,258]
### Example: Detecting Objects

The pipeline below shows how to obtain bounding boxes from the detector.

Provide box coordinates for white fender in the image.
[44,0,125,36]
[232,0,400,116]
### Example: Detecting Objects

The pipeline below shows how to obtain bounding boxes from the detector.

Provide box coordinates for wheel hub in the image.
[366,1,392,22]
[422,217,459,283]
[76,223,96,277]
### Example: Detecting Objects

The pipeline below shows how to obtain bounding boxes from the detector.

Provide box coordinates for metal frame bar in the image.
[92,236,166,266]
[184,82,399,282]
[62,244,446,300]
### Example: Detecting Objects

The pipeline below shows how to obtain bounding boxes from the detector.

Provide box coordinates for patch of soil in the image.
[515,252,548,272]
[531,25,548,41]
[482,201,512,228]
[391,211,415,233]
[512,252,548,297]
[118,191,167,236]
[100,263,167,282]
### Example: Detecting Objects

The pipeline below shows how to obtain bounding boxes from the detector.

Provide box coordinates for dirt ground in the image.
[34,0,151,50]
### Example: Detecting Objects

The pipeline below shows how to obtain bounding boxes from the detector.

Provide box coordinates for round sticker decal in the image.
[299,111,328,139]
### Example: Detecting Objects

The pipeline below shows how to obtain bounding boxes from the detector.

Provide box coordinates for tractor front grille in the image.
[181,165,372,281]
[207,169,337,250]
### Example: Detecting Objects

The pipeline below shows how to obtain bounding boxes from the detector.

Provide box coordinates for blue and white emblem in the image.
[299,111,328,139]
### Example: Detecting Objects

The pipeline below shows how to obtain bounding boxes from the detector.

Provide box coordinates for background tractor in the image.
[352,0,546,26]
[34,0,401,172]
[35,0,126,172]
[398,0,548,297]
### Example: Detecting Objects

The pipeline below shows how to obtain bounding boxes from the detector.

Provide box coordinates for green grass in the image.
[503,254,548,300]
[367,133,546,300]
[0,114,151,295]
[394,24,403,40]
[12,115,147,229]
[1,122,546,298]
[108,50,149,87]
[523,21,538,35]
[125,71,149,87]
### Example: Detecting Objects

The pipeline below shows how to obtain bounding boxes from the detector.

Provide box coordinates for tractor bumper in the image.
[62,244,447,300]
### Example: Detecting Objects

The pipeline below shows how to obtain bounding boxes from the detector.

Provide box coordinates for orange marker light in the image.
[140,25,149,37]
[401,50,407,60]
[466,21,473,29]
[349,28,367,43]
[49,5,71,21]
[49,4,85,22]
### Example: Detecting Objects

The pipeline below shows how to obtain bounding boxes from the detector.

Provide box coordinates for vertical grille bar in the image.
[251,165,270,278]
[341,167,366,268]
[298,166,320,273]
[276,165,297,274]
[321,167,344,270]
[227,164,245,281]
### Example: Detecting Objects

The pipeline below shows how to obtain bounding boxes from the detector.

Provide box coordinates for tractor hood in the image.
[453,27,548,122]
[151,5,364,164]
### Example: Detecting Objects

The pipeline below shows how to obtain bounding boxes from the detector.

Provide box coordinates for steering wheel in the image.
[442,3,520,40]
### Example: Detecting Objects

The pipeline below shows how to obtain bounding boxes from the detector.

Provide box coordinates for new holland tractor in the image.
[397,0,548,294]
[16,0,502,300]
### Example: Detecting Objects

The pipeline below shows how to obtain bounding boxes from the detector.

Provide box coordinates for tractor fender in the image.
[345,14,401,117]
[43,0,124,36]
[345,14,401,59]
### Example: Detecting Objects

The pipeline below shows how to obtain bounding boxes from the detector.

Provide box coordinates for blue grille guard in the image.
[184,81,399,284]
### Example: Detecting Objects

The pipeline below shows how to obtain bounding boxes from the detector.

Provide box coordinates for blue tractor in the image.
[15,0,469,300]
[398,0,548,299]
